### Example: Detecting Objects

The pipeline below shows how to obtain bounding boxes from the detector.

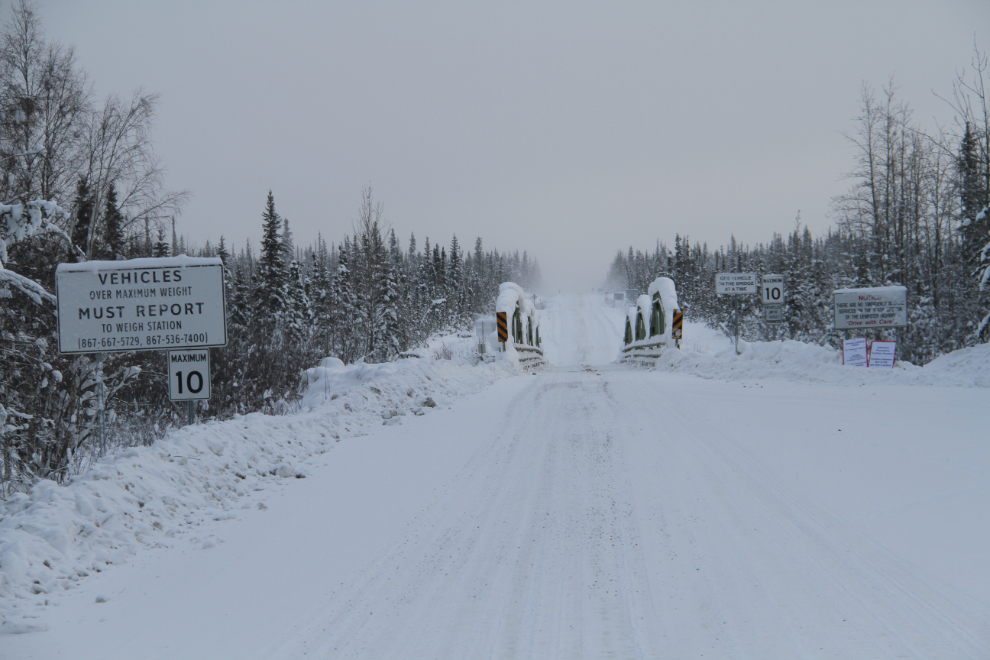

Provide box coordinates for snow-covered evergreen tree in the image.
[255,191,287,323]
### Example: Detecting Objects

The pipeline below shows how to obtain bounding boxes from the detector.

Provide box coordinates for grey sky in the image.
[44,1,989,292]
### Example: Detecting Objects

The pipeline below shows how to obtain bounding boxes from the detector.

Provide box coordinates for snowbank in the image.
[650,320,990,388]
[0,349,515,632]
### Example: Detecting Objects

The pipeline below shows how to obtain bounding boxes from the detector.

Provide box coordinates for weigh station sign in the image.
[833,286,907,331]
[56,256,227,354]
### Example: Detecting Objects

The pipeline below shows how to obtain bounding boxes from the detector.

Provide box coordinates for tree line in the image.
[606,45,990,364]
[207,187,540,423]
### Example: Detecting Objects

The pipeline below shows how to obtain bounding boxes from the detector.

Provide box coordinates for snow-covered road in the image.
[540,293,625,366]
[7,295,989,658]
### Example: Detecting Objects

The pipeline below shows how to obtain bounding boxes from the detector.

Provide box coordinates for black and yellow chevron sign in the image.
[672,309,683,339]
[496,312,508,343]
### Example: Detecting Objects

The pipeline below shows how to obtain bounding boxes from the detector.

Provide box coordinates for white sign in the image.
[168,349,211,400]
[761,274,785,303]
[56,256,227,354]
[716,272,757,295]
[842,338,868,367]
[764,303,785,324]
[833,286,907,330]
[868,341,896,368]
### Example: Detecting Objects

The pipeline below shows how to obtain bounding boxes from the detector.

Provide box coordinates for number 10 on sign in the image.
[168,349,211,401]
[762,274,784,303]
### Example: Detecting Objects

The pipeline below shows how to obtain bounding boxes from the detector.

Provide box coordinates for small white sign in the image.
[56,256,227,354]
[716,272,757,295]
[842,338,868,367]
[868,341,896,368]
[761,274,785,303]
[764,303,785,324]
[833,286,907,330]
[167,349,211,400]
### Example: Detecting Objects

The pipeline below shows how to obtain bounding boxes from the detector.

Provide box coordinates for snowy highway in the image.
[7,295,989,658]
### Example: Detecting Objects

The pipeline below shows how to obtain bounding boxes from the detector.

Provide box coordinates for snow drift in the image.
[652,320,990,388]
[0,346,514,632]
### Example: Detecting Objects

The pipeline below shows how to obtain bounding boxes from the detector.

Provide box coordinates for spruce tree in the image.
[256,191,286,321]
[70,177,94,261]
[100,183,125,260]
[375,253,402,362]
[331,240,357,360]
[281,217,295,262]
[959,123,990,269]
[153,227,170,257]
[215,235,230,268]
[283,259,310,342]
[448,235,462,325]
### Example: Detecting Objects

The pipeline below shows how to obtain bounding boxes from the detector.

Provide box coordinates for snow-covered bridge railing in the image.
[495,282,544,368]
[620,277,679,364]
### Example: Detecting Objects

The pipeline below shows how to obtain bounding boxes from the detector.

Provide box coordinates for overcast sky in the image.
[42,1,989,292]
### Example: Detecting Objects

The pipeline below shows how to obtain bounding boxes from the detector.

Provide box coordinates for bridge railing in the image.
[494,282,544,367]
[620,277,681,363]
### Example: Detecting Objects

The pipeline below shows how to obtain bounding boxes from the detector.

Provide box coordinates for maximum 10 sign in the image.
[168,349,211,401]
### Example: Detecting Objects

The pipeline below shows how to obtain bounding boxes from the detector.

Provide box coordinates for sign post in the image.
[475,318,496,355]
[96,352,105,451]
[716,273,757,355]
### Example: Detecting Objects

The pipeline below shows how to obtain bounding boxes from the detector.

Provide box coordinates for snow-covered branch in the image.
[0,198,72,303]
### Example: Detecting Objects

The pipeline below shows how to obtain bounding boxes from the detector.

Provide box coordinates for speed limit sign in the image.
[761,274,785,304]
[167,349,211,400]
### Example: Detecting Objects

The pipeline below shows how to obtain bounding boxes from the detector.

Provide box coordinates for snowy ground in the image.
[3,294,988,658]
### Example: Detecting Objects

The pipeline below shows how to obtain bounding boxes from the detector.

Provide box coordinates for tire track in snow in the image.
[263,373,663,659]
[610,371,989,657]
[541,294,624,367]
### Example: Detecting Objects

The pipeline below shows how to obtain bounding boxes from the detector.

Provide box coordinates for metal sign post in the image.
[734,296,741,354]
[475,318,496,355]
[96,352,105,452]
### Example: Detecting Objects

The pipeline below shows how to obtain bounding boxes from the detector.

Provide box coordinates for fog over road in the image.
[10,296,988,659]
